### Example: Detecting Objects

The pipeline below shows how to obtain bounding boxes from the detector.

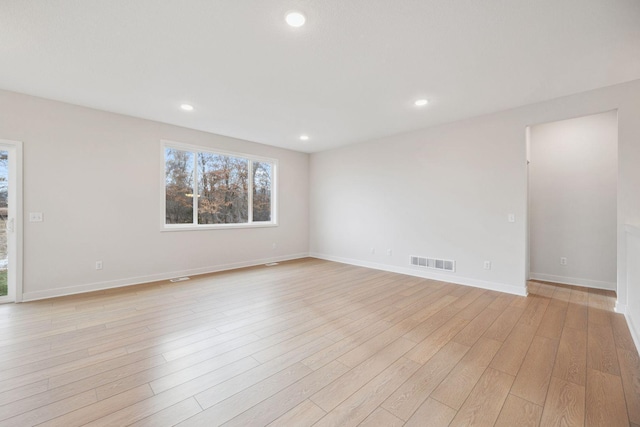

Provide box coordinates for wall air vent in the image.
[410,256,455,272]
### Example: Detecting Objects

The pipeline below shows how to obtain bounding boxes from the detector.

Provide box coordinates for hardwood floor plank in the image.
[160,332,258,362]
[612,313,637,352]
[487,293,516,311]
[494,394,543,427]
[129,398,202,427]
[402,304,461,344]
[617,347,640,424]
[310,337,415,412]
[0,379,48,407]
[510,335,558,405]
[430,337,502,410]
[336,317,422,368]
[482,305,525,342]
[404,397,457,427]
[265,399,326,427]
[194,362,313,421]
[0,354,164,421]
[96,347,258,400]
[220,360,349,426]
[519,297,550,327]
[540,376,585,427]
[301,320,391,370]
[312,357,421,427]
[448,367,514,427]
[588,304,612,327]
[586,368,629,427]
[87,357,258,426]
[358,407,404,427]
[553,326,587,386]
[409,295,458,323]
[0,347,127,393]
[404,316,469,364]
[489,323,537,376]
[0,389,97,427]
[382,341,469,420]
[552,285,573,304]
[536,302,567,340]
[37,384,153,427]
[534,282,556,299]
[452,307,501,347]
[565,301,588,331]
[588,323,621,375]
[149,353,253,395]
[190,337,332,409]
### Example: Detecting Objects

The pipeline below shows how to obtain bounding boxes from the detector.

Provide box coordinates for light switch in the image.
[508,213,515,223]
[29,212,43,222]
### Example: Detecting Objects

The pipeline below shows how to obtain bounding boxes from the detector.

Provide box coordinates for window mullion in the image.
[248,160,253,224]
[193,151,198,225]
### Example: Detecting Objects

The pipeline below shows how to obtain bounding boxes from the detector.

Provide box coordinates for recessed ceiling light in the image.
[300,135,309,141]
[286,11,306,27]
[414,99,429,107]
[180,104,194,111]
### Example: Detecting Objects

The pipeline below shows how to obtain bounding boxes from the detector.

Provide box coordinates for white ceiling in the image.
[2,1,639,153]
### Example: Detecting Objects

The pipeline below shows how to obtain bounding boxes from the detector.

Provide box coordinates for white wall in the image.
[0,90,310,300]
[625,225,640,351]
[310,79,640,303]
[529,111,618,289]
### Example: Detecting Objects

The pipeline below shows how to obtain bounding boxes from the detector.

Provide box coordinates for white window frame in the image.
[161,140,278,231]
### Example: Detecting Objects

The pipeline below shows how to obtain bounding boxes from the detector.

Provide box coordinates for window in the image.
[162,141,276,229]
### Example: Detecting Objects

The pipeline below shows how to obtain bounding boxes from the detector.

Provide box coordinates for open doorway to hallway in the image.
[526,111,618,292]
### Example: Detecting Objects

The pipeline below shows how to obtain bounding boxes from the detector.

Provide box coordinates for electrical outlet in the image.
[560,257,567,265]
[95,261,103,270]
[387,249,392,256]
[272,243,277,249]
[29,212,44,222]
[370,247,375,254]
[484,261,492,270]
[508,213,515,223]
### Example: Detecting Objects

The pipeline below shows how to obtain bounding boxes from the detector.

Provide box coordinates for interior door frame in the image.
[0,139,23,303]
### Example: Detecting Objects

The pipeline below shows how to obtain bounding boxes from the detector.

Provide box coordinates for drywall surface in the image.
[529,111,618,289]
[0,90,309,300]
[624,225,640,353]
[310,79,640,299]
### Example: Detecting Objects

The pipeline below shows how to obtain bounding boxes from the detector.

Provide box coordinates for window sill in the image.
[161,222,278,232]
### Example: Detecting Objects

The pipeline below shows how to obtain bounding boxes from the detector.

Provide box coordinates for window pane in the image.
[197,153,248,224]
[165,148,194,224]
[252,162,272,222]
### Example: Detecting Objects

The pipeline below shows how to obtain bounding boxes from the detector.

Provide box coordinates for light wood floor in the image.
[0,258,638,426]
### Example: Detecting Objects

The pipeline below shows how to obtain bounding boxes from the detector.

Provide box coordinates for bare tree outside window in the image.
[165,148,194,224]
[163,144,275,227]
[198,153,248,224]
[252,162,271,222]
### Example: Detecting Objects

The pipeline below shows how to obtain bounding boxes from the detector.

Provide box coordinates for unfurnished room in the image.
[0,1,639,426]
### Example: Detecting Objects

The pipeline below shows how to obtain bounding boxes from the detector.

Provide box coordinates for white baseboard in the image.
[529,272,616,291]
[309,253,527,297]
[21,253,309,302]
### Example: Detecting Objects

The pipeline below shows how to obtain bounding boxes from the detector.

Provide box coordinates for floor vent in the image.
[410,256,455,272]
[265,262,279,267]
[169,277,191,283]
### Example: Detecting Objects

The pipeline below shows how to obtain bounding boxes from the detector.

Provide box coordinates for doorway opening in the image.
[526,111,618,292]
[0,139,23,303]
